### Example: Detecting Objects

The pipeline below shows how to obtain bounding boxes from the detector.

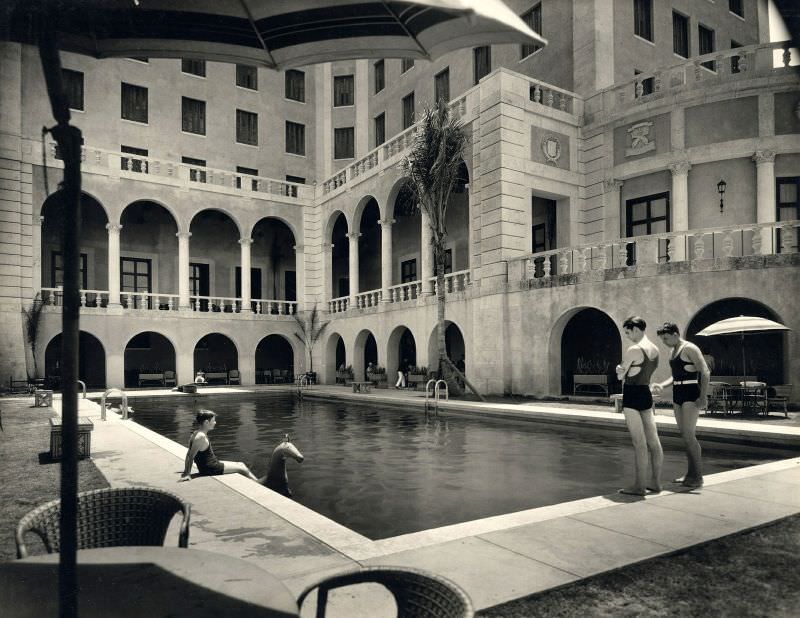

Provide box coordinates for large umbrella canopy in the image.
[696,316,791,337]
[2,0,547,67]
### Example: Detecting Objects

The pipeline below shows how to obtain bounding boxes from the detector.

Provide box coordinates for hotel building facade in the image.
[1,0,798,399]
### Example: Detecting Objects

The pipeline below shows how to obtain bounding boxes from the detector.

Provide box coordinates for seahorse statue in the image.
[260,434,304,497]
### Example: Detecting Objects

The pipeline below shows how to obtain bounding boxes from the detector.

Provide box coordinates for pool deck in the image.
[48,387,800,614]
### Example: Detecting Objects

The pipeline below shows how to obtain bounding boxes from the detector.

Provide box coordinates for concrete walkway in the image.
[47,389,800,614]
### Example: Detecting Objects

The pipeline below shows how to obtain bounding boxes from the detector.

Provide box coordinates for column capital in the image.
[176,231,192,240]
[378,218,396,227]
[239,237,253,246]
[293,244,304,252]
[669,161,692,176]
[346,231,361,240]
[752,150,776,165]
[603,178,623,192]
[105,222,123,233]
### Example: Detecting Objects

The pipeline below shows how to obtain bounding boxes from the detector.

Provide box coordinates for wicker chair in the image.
[297,566,474,618]
[15,487,191,559]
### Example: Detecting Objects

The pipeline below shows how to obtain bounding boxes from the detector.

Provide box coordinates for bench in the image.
[138,372,165,387]
[350,381,372,394]
[573,374,610,396]
[204,371,228,385]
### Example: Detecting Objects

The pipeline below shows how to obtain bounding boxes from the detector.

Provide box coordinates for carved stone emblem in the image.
[626,121,655,157]
[541,136,562,165]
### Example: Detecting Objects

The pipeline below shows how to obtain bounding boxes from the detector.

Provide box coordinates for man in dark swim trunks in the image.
[616,316,663,496]
[653,322,710,488]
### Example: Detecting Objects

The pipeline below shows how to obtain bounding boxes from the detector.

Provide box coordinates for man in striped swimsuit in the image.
[653,322,710,488]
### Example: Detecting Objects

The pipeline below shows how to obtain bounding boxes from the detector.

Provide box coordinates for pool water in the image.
[131,392,786,540]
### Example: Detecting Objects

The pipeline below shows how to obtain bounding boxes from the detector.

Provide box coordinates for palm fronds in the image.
[293,303,328,373]
[22,293,45,379]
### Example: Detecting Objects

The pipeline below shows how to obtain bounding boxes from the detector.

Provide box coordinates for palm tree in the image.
[22,293,45,381]
[293,303,328,377]
[404,103,483,400]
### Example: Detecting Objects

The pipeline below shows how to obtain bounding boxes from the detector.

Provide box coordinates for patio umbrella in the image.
[0,1,545,616]
[696,316,791,384]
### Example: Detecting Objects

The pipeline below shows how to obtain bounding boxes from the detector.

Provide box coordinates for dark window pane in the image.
[181,59,206,77]
[473,46,491,84]
[333,75,354,106]
[699,25,715,70]
[729,0,743,18]
[181,97,206,135]
[120,145,149,173]
[334,127,355,159]
[286,121,305,155]
[401,58,415,73]
[402,92,415,129]
[634,0,653,41]
[236,109,258,145]
[181,156,206,183]
[731,40,742,73]
[236,64,258,90]
[374,60,385,93]
[521,4,542,58]
[121,82,148,123]
[285,70,305,101]
[401,259,417,283]
[236,166,258,190]
[62,69,84,111]
[375,112,386,147]
[673,12,689,58]
[634,70,654,96]
[434,68,450,104]
[52,252,87,288]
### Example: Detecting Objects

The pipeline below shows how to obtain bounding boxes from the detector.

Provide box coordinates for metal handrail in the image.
[77,380,86,399]
[100,388,129,420]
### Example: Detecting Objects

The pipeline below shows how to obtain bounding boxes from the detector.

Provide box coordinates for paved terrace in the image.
[41,387,800,614]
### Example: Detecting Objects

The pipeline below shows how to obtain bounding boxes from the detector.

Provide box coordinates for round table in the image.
[0,546,299,617]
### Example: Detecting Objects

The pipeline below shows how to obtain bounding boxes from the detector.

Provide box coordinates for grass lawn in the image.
[479,514,800,617]
[0,397,109,562]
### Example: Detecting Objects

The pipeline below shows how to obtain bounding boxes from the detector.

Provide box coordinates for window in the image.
[473,46,491,84]
[121,82,148,123]
[286,175,305,198]
[236,109,258,145]
[443,248,453,274]
[333,75,354,106]
[402,92,415,129]
[189,263,209,310]
[285,121,305,155]
[633,0,653,42]
[62,69,84,111]
[626,192,671,263]
[532,224,546,253]
[181,97,206,135]
[434,68,450,104]
[181,156,206,183]
[236,64,258,90]
[729,0,743,18]
[634,70,654,96]
[121,257,152,308]
[285,70,305,102]
[374,112,386,147]
[235,267,262,300]
[521,4,542,58]
[731,40,742,73]
[120,145,148,173]
[401,58,415,73]
[401,259,417,283]
[334,127,355,159]
[236,166,258,191]
[777,177,800,252]
[699,25,715,70]
[181,59,205,77]
[51,252,88,289]
[374,60,385,93]
[673,11,689,58]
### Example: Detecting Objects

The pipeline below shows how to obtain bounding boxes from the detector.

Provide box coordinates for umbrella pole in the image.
[741,332,746,384]
[37,18,81,618]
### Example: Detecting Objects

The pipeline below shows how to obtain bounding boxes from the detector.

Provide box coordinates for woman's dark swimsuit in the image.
[622,345,659,412]
[670,343,701,405]
[192,433,224,475]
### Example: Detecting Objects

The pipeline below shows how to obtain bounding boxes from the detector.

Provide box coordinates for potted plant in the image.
[336,365,354,384]
[366,365,387,387]
[573,356,612,395]
[407,366,427,388]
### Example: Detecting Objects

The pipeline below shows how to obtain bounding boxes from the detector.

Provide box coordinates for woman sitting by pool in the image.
[179,410,259,482]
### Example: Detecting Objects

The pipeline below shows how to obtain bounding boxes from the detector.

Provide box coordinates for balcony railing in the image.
[328,296,349,313]
[508,220,799,283]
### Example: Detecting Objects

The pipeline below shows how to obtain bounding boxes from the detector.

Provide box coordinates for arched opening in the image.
[40,192,108,305]
[443,160,470,272]
[120,201,179,309]
[123,332,176,388]
[387,326,417,381]
[193,333,238,383]
[687,298,786,384]
[358,198,381,293]
[325,333,348,384]
[330,212,349,299]
[251,217,297,309]
[189,210,240,312]
[426,321,466,374]
[560,309,620,395]
[44,331,106,390]
[392,182,421,287]
[353,330,378,381]
[255,334,295,384]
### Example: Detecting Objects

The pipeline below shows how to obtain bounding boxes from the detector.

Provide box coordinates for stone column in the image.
[177,231,191,309]
[420,210,433,294]
[379,218,394,302]
[239,237,252,311]
[347,231,360,307]
[603,179,623,242]
[322,243,333,304]
[753,150,776,254]
[669,162,691,262]
[106,223,122,306]
[294,244,305,312]
[32,216,43,293]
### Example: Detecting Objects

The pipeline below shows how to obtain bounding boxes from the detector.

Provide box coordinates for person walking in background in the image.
[396,358,409,389]
[616,316,663,496]
[653,322,710,488]
[180,410,259,482]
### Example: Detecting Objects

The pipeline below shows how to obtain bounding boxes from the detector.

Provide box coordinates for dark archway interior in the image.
[335,337,346,369]
[445,323,465,369]
[255,335,294,383]
[686,299,785,384]
[331,214,349,298]
[124,332,176,387]
[364,333,378,368]
[194,333,238,381]
[358,199,381,292]
[561,309,621,395]
[252,218,297,302]
[45,332,106,389]
[399,328,417,367]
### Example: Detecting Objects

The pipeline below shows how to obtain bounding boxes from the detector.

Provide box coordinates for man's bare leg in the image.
[639,408,663,492]
[676,402,703,486]
[620,408,648,495]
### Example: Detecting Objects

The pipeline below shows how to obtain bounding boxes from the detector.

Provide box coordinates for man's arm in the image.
[688,344,711,403]
[616,346,643,381]
[179,434,206,481]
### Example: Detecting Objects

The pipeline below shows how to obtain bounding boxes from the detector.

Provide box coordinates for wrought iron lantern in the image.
[717,179,727,213]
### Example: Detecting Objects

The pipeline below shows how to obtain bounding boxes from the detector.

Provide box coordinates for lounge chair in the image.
[163,370,177,387]
[15,487,191,558]
[767,384,791,418]
[228,369,241,385]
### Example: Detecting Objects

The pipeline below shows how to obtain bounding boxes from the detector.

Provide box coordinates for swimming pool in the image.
[131,392,787,540]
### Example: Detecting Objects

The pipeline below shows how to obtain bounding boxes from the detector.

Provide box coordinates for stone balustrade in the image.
[41,287,110,308]
[388,281,422,303]
[429,269,471,294]
[528,79,580,115]
[355,289,382,309]
[328,296,349,314]
[509,220,799,284]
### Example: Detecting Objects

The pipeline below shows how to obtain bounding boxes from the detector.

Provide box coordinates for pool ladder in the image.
[424,379,449,415]
[296,374,311,400]
[100,388,130,421]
